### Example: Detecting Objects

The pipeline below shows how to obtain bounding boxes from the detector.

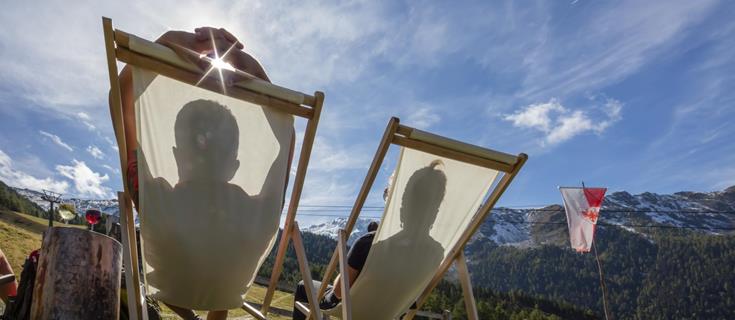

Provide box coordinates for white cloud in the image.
[0,149,69,193]
[545,110,594,145]
[300,174,357,206]
[77,112,91,121]
[104,137,119,151]
[406,107,441,130]
[102,164,120,174]
[0,1,379,111]
[86,145,104,159]
[0,1,467,116]
[39,130,73,151]
[309,138,369,173]
[77,112,96,131]
[56,160,112,198]
[505,98,623,146]
[514,0,718,100]
[503,100,564,133]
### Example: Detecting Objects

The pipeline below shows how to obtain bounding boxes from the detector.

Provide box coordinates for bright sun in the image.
[210,57,235,71]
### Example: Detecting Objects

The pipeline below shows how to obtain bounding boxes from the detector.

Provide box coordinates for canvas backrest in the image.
[132,66,293,310]
[346,147,500,319]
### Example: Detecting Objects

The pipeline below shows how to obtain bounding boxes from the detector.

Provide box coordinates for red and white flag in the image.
[559,187,607,253]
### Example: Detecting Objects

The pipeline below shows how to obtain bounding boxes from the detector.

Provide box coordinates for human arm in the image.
[331,233,374,300]
[331,265,359,299]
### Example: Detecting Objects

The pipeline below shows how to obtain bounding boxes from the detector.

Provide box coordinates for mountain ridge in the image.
[304,186,735,247]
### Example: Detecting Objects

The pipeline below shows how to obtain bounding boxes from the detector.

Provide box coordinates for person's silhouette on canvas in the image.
[138,99,291,312]
[356,160,446,317]
[116,27,293,319]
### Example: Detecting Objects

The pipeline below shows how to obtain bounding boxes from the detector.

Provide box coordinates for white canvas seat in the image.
[103,17,325,319]
[300,118,526,320]
[133,67,294,310]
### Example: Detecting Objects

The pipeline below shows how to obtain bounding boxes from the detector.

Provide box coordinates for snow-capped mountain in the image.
[305,217,380,245]
[15,185,735,246]
[13,188,119,217]
[303,186,735,247]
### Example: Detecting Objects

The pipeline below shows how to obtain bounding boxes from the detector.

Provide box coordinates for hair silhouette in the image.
[399,160,446,233]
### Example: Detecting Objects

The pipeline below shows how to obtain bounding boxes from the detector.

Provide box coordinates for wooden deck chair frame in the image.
[299,117,527,320]
[102,17,325,320]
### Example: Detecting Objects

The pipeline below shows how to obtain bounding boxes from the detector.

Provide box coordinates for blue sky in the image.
[1,1,733,221]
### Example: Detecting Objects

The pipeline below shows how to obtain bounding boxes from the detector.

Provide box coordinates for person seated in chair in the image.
[292,221,379,320]
[117,27,294,320]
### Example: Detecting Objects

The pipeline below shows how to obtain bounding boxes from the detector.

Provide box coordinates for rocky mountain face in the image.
[304,186,735,246]
[13,188,120,217]
[303,216,380,245]
[15,185,735,243]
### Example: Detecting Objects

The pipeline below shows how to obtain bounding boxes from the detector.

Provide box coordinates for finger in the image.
[195,27,222,40]
[219,28,238,42]
[195,28,208,41]
[218,28,244,49]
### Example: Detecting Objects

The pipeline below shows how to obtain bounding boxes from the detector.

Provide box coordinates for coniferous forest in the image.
[257,224,735,319]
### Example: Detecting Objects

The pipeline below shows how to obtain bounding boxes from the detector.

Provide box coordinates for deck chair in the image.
[102,17,325,319]
[296,118,527,320]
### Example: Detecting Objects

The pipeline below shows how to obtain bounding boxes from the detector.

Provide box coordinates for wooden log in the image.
[31,227,122,320]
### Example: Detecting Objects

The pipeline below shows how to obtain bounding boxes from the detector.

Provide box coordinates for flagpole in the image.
[592,240,611,320]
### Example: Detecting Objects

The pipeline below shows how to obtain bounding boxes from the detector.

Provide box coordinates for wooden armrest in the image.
[295,301,310,315]
[242,302,267,320]
[0,273,15,285]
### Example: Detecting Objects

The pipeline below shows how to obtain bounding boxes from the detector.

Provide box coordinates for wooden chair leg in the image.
[337,229,352,320]
[242,302,267,320]
[118,191,143,320]
[456,252,478,320]
[292,221,323,320]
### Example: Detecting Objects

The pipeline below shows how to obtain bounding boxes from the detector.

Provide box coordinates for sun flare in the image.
[210,57,235,71]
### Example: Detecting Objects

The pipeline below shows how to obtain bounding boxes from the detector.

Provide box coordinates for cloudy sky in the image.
[1,0,733,222]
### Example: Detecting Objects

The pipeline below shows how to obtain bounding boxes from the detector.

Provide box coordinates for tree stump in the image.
[31,227,122,320]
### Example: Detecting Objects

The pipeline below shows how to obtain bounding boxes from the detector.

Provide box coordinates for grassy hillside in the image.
[0,181,47,219]
[0,210,293,319]
[0,211,43,273]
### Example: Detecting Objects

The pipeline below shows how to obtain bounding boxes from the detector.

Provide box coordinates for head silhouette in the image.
[173,99,240,182]
[399,160,446,233]
[367,221,379,232]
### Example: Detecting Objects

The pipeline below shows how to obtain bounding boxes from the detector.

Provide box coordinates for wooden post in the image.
[337,229,352,320]
[262,92,324,314]
[48,202,54,228]
[455,251,478,320]
[30,227,122,319]
[291,221,322,320]
[593,241,611,320]
[102,17,129,190]
[242,302,267,320]
[318,117,399,300]
[119,192,143,320]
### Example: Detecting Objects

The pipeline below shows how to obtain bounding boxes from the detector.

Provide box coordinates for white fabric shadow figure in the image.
[138,99,290,310]
[348,161,446,319]
[337,147,500,320]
